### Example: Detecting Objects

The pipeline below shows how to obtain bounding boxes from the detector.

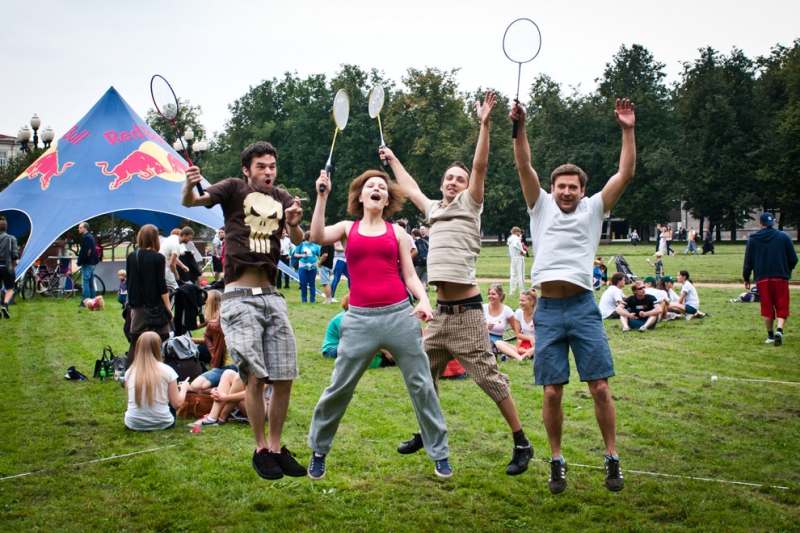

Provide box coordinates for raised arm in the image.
[309,170,350,246]
[380,146,429,213]
[510,102,541,209]
[468,91,496,205]
[182,167,214,207]
[601,98,636,211]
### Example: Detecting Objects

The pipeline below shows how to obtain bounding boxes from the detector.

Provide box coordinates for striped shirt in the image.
[424,190,482,285]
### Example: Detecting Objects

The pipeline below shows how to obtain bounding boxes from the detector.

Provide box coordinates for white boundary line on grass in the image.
[569,462,789,490]
[720,376,799,385]
[0,445,177,482]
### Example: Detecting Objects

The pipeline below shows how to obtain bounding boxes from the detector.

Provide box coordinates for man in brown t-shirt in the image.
[183,141,305,480]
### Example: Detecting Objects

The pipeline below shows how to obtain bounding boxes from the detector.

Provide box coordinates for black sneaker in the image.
[435,458,453,478]
[506,441,533,475]
[397,432,423,454]
[1,305,8,319]
[308,452,327,480]
[605,457,624,491]
[252,448,283,480]
[774,331,783,347]
[269,446,307,477]
[548,458,568,494]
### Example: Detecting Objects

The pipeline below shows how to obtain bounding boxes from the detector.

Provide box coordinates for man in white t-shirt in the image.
[511,98,636,494]
[159,228,193,293]
[598,273,627,320]
[507,226,526,295]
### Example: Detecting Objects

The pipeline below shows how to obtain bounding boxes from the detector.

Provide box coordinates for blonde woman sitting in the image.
[124,331,189,431]
[494,290,537,360]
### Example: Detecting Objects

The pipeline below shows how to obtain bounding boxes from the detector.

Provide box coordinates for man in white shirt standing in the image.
[507,226,525,295]
[511,97,636,494]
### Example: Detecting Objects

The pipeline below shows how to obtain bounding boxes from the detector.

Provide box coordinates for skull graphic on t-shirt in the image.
[243,192,283,254]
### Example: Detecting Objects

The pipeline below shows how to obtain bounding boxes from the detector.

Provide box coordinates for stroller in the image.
[609,255,638,284]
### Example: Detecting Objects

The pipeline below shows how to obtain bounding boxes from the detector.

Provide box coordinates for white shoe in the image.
[665,312,680,321]
[685,314,693,321]
[331,298,339,303]
[622,326,630,332]
[765,338,775,344]
[638,326,647,333]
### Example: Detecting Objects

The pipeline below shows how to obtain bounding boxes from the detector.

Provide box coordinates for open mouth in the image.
[370,193,382,201]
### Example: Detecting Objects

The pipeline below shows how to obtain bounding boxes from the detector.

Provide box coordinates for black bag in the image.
[94,345,117,379]
[162,334,204,381]
[144,303,171,327]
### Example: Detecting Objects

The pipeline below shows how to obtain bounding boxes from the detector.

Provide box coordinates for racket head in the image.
[368,85,385,119]
[332,89,350,130]
[150,74,180,121]
[502,18,542,64]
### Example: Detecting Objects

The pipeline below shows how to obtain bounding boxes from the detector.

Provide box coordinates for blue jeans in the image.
[81,264,96,300]
[330,260,349,298]
[684,241,697,255]
[299,267,317,303]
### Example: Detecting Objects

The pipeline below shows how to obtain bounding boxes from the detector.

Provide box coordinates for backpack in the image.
[161,334,204,382]
[414,238,429,267]
[95,243,103,262]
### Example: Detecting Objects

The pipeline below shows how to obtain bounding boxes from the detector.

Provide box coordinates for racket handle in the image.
[380,143,388,167]
[321,163,331,192]
[195,183,204,196]
[512,119,519,139]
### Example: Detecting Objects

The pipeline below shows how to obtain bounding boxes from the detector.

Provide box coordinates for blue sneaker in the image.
[774,331,783,347]
[308,452,326,480]
[435,458,453,478]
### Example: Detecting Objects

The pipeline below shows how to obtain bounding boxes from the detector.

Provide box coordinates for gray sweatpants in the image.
[308,300,449,460]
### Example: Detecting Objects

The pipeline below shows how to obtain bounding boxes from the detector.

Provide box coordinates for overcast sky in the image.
[2,0,798,143]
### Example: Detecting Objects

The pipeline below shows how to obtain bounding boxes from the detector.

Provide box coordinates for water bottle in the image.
[100,366,107,381]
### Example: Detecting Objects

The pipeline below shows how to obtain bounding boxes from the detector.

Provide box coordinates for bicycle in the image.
[20,263,74,299]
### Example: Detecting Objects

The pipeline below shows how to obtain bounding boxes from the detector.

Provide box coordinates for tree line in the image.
[3,40,799,243]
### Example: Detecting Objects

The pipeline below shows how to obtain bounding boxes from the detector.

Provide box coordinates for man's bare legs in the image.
[266,380,292,453]
[246,375,269,450]
[587,379,617,456]
[496,395,523,432]
[542,384,565,458]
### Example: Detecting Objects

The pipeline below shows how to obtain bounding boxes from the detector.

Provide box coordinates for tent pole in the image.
[111,212,115,261]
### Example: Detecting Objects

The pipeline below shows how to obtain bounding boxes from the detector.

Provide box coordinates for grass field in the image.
[0,244,798,532]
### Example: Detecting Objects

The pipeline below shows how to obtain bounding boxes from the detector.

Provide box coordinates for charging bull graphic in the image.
[96,141,188,190]
[97,151,167,190]
[23,150,74,190]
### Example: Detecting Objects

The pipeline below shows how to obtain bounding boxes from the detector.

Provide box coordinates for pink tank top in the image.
[346,220,408,308]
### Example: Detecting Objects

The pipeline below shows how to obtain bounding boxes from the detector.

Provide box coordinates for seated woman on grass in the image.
[494,289,537,360]
[189,290,237,392]
[483,284,519,361]
[193,369,272,427]
[306,169,451,481]
[124,331,189,431]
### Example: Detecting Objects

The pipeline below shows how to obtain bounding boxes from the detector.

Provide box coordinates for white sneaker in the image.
[638,326,647,333]
[665,312,680,321]
[331,298,339,303]
[685,314,693,321]
[765,338,775,344]
[323,298,331,304]
[622,326,630,332]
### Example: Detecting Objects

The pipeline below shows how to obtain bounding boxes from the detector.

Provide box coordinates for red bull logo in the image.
[167,153,188,174]
[23,149,74,190]
[97,151,168,190]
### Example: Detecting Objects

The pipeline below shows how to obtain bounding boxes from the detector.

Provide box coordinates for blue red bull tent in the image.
[0,87,224,278]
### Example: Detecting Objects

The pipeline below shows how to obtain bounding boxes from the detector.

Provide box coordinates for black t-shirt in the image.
[319,244,335,269]
[205,178,294,284]
[623,294,657,316]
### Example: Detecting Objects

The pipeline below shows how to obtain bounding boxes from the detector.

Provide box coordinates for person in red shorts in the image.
[743,212,798,346]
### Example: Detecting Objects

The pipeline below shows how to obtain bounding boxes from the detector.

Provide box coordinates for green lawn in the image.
[0,262,798,531]
[477,242,797,283]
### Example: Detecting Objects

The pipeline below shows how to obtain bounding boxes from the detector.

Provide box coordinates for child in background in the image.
[646,251,664,284]
[117,270,128,306]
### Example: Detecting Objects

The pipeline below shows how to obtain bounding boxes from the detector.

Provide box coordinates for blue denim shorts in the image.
[319,266,332,285]
[199,364,238,387]
[533,291,615,385]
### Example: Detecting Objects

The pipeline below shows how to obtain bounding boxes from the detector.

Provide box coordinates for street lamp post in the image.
[17,114,54,153]
[172,127,207,165]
